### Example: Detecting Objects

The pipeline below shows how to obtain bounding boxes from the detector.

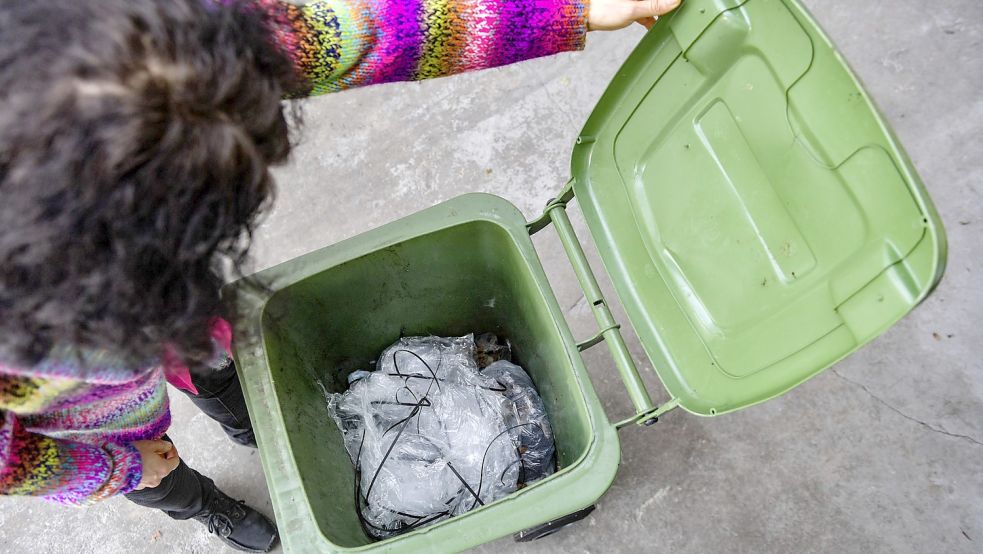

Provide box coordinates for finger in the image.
[637,16,658,30]
[163,443,179,460]
[164,455,180,474]
[631,0,681,20]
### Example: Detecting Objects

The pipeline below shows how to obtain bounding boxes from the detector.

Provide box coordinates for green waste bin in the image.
[225,0,947,551]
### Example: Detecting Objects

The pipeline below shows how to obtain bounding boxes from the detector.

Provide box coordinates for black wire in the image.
[392,349,442,391]
[386,373,446,381]
[354,419,448,537]
[351,344,545,538]
[469,422,545,511]
[482,378,508,393]
[352,430,388,535]
[356,351,444,535]
[389,348,443,436]
[500,451,526,485]
[413,355,441,435]
[390,509,426,520]
[371,398,431,408]
[389,373,505,393]
[366,399,427,500]
[446,461,485,507]
[404,510,452,530]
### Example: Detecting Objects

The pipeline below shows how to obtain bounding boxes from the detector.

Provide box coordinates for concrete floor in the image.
[1,0,981,552]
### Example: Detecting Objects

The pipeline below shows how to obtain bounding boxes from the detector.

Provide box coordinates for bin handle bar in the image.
[528,181,662,423]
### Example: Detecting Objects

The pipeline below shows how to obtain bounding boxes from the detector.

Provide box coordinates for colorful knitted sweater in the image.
[0,0,587,505]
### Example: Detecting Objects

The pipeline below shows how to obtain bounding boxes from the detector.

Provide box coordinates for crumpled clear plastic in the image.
[480,360,555,484]
[328,335,556,539]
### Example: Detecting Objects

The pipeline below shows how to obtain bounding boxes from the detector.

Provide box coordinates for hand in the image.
[588,0,682,31]
[133,439,180,490]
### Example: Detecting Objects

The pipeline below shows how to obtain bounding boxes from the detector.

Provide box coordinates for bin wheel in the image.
[513,505,596,542]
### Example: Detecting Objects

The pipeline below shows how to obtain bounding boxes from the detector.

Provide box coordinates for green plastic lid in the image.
[571,0,946,416]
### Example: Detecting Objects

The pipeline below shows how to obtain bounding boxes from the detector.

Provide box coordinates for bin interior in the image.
[259,219,595,548]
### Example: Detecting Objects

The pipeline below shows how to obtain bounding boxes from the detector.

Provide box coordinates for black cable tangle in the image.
[350,347,543,538]
[353,351,444,536]
[386,372,507,393]
[366,399,427,500]
[392,349,442,391]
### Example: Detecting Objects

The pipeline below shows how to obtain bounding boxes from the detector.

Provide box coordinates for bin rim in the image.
[223,193,623,552]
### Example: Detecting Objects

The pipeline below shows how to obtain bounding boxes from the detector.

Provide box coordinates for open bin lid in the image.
[570,0,946,416]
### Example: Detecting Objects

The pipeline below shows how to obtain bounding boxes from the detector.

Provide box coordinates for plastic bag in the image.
[377,335,480,386]
[328,335,534,539]
[480,360,556,484]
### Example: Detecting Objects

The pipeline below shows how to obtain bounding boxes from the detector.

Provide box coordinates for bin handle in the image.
[528,181,675,427]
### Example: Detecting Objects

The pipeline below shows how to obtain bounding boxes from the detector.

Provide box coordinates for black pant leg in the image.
[183,357,256,447]
[124,448,215,520]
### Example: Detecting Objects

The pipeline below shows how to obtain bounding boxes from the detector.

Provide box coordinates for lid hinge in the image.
[615,398,681,429]
[526,181,575,237]
[529,181,673,428]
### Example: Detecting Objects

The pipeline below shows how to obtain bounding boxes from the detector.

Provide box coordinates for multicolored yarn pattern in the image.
[0,359,164,505]
[251,0,588,94]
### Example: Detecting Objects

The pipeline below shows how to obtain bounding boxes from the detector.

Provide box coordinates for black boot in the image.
[193,488,279,553]
[185,358,259,448]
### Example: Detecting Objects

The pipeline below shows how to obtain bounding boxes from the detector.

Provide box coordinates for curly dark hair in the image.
[0,0,299,369]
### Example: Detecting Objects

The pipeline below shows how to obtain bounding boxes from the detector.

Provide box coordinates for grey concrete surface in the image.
[1,0,981,552]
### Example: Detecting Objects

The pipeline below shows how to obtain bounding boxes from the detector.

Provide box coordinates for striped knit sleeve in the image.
[250,0,588,95]
[0,379,143,505]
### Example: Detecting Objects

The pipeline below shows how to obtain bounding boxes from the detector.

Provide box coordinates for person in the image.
[0,0,681,551]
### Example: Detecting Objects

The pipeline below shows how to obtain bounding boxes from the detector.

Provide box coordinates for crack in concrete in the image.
[831,369,983,448]
[567,294,587,313]
[541,80,582,135]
